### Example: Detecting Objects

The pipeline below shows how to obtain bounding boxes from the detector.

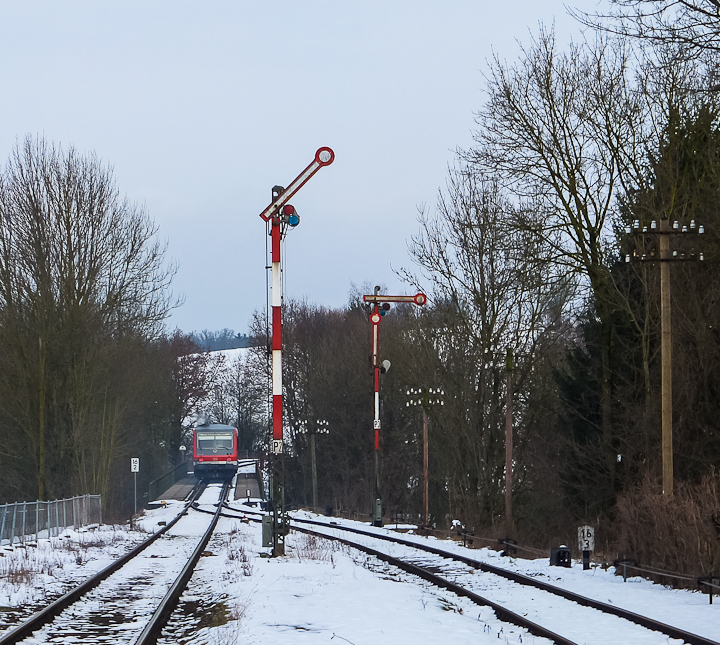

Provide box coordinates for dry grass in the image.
[0,525,135,597]
[204,581,250,644]
[206,526,252,645]
[221,525,254,579]
[613,473,720,585]
[0,542,69,590]
[292,533,339,563]
[229,600,248,622]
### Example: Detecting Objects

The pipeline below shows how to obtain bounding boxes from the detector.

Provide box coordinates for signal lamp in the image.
[282,205,300,227]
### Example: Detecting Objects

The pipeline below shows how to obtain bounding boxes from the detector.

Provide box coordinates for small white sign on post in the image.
[131,457,140,517]
[578,525,595,551]
[272,440,283,454]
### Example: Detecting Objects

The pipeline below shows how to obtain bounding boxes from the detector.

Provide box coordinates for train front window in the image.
[197,432,234,454]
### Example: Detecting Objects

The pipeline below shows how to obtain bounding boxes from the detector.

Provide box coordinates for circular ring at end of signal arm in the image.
[316,147,335,165]
[414,293,427,306]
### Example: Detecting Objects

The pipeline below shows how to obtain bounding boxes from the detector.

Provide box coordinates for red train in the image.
[193,422,239,479]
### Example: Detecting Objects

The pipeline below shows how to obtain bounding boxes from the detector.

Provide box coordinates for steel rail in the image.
[225,508,580,644]
[0,481,209,645]
[290,516,718,645]
[192,505,246,519]
[184,478,206,501]
[134,479,232,645]
[290,522,577,645]
[225,508,708,645]
[211,506,720,645]
[220,509,578,645]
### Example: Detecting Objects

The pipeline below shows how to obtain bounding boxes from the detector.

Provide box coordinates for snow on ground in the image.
[187,516,538,645]
[215,348,248,362]
[290,510,720,642]
[1,476,718,645]
[0,522,147,630]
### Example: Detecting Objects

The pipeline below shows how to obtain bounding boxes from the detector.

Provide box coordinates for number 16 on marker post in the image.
[578,525,595,570]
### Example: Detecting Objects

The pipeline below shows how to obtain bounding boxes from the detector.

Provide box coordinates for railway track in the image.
[0,479,230,645]
[222,503,718,645]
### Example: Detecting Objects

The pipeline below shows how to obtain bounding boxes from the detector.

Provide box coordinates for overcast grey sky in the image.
[0,2,596,334]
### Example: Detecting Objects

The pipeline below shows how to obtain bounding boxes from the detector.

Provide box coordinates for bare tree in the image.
[0,136,177,500]
[571,0,720,57]
[207,351,266,453]
[402,167,569,527]
[465,27,649,495]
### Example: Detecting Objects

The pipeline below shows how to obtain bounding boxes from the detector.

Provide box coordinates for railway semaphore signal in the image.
[363,287,426,526]
[258,147,334,556]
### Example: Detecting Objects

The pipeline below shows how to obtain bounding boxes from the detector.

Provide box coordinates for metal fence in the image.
[0,494,102,545]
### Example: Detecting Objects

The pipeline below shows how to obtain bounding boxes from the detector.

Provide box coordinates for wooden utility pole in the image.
[299,419,328,510]
[626,216,705,497]
[505,348,514,536]
[310,430,318,508]
[659,219,673,496]
[407,387,443,528]
[422,407,429,527]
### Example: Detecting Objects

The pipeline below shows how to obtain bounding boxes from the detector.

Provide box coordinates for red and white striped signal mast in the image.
[363,287,426,526]
[258,147,334,555]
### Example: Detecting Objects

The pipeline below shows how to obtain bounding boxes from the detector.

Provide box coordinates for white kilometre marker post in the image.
[131,457,139,516]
